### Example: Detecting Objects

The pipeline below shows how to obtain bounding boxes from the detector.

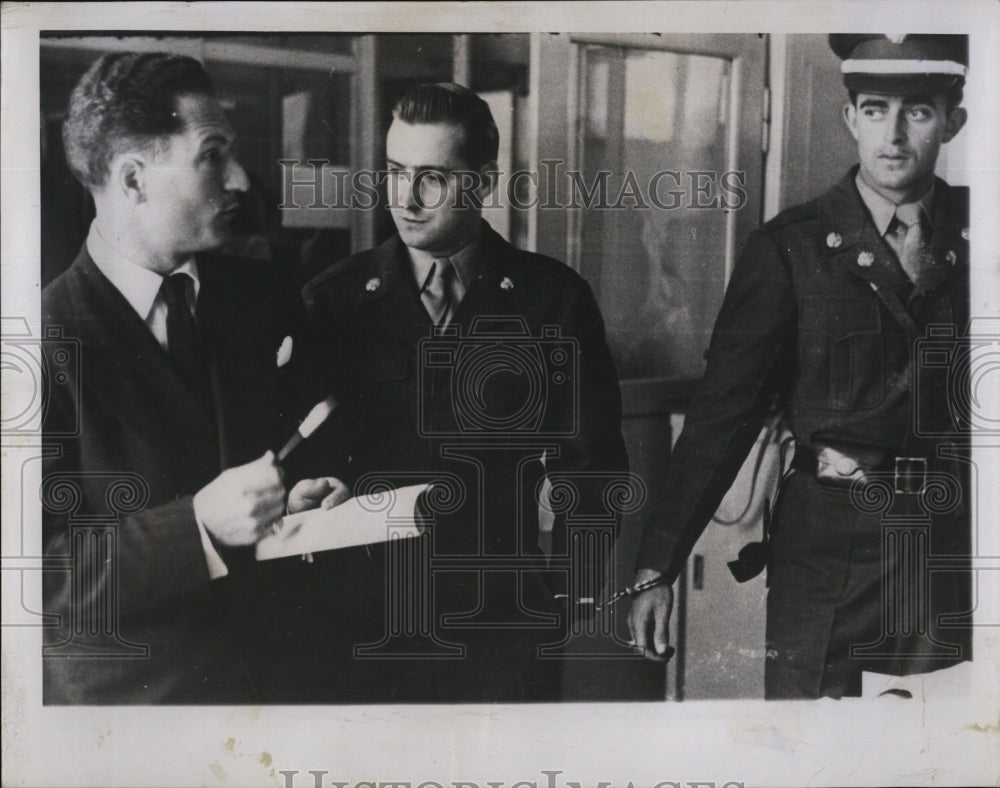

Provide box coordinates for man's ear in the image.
[943,106,968,143]
[842,101,860,141]
[115,155,148,204]
[476,160,499,201]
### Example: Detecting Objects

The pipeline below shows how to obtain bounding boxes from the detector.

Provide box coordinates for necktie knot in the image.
[161,272,193,312]
[424,257,453,289]
[895,202,925,230]
[422,258,457,325]
[160,272,206,390]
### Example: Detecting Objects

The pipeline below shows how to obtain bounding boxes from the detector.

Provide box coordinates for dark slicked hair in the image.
[62,51,216,190]
[391,82,499,170]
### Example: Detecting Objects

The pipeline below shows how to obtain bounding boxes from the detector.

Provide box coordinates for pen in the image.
[277,395,338,463]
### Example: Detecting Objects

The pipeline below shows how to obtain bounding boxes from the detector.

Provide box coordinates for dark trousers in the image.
[248,543,565,703]
[765,470,972,699]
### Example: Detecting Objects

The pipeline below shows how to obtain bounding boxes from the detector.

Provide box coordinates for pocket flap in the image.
[802,296,881,340]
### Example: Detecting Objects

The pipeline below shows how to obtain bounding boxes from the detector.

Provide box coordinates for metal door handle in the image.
[692,554,704,590]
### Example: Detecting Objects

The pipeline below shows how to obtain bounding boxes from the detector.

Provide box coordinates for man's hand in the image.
[287,477,350,514]
[627,567,675,662]
[193,451,286,546]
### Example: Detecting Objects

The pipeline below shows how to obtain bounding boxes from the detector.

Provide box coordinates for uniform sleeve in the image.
[546,277,630,597]
[548,276,630,495]
[635,229,798,582]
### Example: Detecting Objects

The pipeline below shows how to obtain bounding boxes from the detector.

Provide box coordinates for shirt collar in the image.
[86,222,200,320]
[407,223,484,292]
[854,171,935,236]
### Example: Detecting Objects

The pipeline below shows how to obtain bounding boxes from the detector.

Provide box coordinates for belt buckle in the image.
[894,457,927,494]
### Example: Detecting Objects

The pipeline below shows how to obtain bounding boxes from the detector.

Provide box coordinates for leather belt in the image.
[792,444,929,494]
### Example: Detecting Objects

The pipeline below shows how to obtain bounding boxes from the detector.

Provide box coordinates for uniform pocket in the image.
[800,295,885,410]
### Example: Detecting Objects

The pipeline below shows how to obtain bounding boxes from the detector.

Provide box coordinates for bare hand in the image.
[287,477,350,514]
[627,567,675,662]
[193,451,286,546]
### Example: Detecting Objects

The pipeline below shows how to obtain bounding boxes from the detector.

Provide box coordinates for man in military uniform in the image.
[301,83,628,702]
[628,35,973,699]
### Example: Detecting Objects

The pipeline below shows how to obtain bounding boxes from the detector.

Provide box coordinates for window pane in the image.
[577,45,732,382]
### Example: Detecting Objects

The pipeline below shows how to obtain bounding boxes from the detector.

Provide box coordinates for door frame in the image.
[526,32,768,699]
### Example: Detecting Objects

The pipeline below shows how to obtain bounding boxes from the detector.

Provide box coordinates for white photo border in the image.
[3,3,999,786]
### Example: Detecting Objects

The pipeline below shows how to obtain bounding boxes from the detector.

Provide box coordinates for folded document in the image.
[256,483,428,561]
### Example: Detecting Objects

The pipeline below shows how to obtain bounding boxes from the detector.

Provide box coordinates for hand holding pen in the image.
[279,395,351,515]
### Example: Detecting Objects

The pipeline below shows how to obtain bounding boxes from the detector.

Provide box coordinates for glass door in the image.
[531,32,766,699]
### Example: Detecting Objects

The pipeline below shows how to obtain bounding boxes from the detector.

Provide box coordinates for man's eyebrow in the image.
[197,131,234,148]
[858,96,889,107]
[385,158,452,171]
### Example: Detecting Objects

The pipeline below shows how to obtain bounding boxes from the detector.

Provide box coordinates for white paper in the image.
[255,483,428,561]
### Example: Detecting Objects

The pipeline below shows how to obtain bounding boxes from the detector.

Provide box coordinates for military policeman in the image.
[627,34,973,699]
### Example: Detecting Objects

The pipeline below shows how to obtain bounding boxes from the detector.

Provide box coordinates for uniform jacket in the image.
[301,224,629,701]
[637,168,970,582]
[41,245,305,703]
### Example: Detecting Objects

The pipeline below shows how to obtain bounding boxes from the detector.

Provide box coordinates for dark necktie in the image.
[159,272,206,389]
[894,202,933,287]
[421,257,457,326]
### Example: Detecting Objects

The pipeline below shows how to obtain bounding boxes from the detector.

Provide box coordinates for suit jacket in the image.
[301,224,629,701]
[637,167,970,583]
[41,245,307,704]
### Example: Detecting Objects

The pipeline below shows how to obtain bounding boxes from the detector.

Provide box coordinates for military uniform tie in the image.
[894,202,933,287]
[421,257,458,326]
[159,272,207,389]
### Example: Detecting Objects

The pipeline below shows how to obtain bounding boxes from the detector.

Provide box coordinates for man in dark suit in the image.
[302,83,629,702]
[628,35,973,699]
[41,52,343,703]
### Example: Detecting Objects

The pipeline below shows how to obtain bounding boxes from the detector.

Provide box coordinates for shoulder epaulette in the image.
[761,199,820,233]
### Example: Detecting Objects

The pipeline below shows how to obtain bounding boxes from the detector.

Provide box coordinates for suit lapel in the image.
[924,179,969,292]
[452,226,530,323]
[356,229,533,340]
[351,228,535,421]
[65,250,216,446]
[351,236,437,349]
[818,171,968,298]
[818,172,911,295]
[197,256,284,469]
[428,227,532,417]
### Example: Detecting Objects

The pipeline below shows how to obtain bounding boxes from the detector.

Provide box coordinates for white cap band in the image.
[841,58,967,76]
